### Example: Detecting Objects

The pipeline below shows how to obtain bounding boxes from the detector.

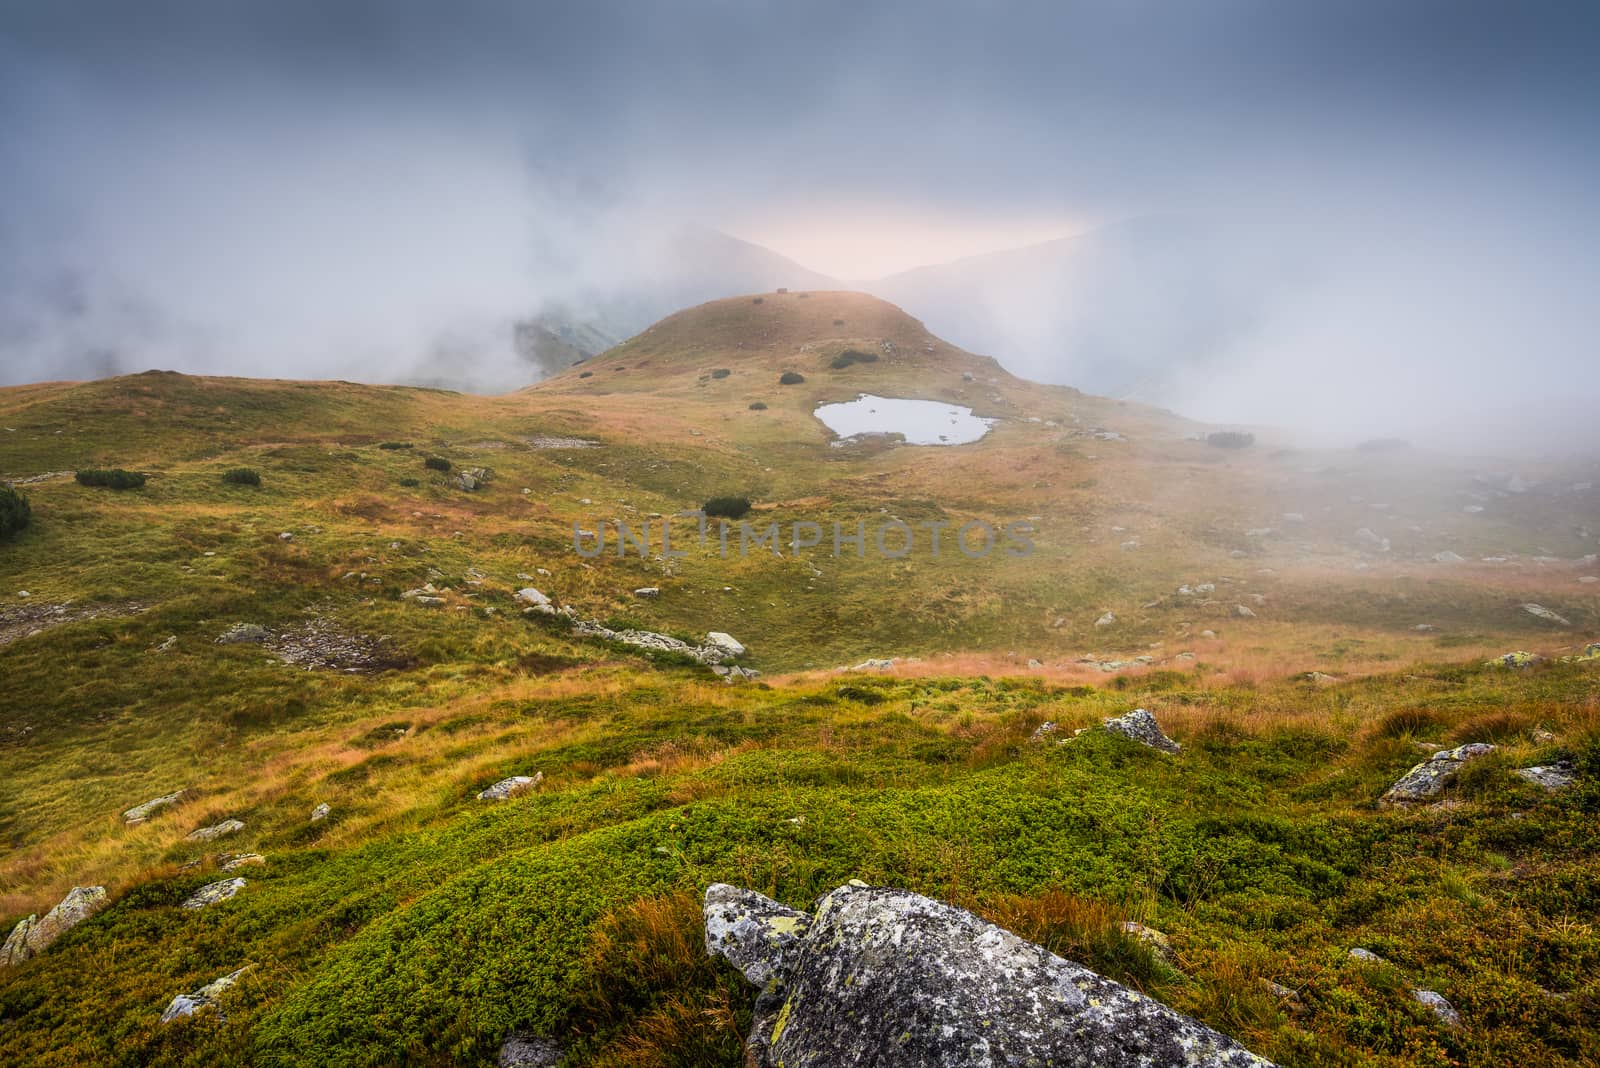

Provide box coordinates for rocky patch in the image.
[268,618,407,672]
[478,773,542,800]
[1515,761,1577,791]
[0,600,144,648]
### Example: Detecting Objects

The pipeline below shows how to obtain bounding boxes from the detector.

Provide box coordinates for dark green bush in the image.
[424,457,452,472]
[748,402,768,411]
[75,468,146,489]
[398,477,421,488]
[378,441,413,450]
[702,496,752,519]
[711,368,732,379]
[779,371,805,385]
[579,371,593,378]
[1206,431,1255,449]
[221,467,261,486]
[0,486,30,540]
[830,349,879,369]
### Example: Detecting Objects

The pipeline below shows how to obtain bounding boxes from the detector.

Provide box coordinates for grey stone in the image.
[124,791,186,824]
[851,658,896,671]
[453,467,493,492]
[478,773,541,800]
[705,631,745,657]
[1348,948,1387,964]
[181,878,247,910]
[1094,611,1116,627]
[708,882,1274,1068]
[1412,989,1460,1027]
[186,819,245,843]
[1103,708,1181,753]
[1380,743,1496,806]
[310,802,331,822]
[497,1032,564,1066]
[216,623,270,644]
[160,966,254,1023]
[1514,762,1577,791]
[633,586,660,597]
[1,886,107,966]
[218,853,266,872]
[703,883,812,988]
[1522,603,1571,626]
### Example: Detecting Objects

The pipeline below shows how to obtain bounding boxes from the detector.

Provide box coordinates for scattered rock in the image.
[453,467,493,492]
[1095,611,1116,628]
[1102,708,1181,753]
[186,819,245,843]
[1200,629,1218,639]
[1380,743,1496,806]
[1304,671,1340,684]
[1029,721,1059,743]
[215,623,269,644]
[1514,761,1577,791]
[1263,979,1300,1001]
[705,882,1274,1068]
[516,588,556,615]
[160,966,254,1024]
[1523,603,1572,626]
[401,584,447,606]
[1,886,108,966]
[124,791,186,824]
[632,586,659,598]
[497,1032,564,1067]
[1026,658,1042,668]
[850,658,896,671]
[309,802,331,822]
[181,878,247,910]
[705,631,745,657]
[218,854,266,872]
[1412,989,1461,1027]
[1233,604,1257,618]
[1488,650,1543,668]
[268,618,406,672]
[571,620,738,665]
[153,635,178,652]
[1349,948,1387,964]
[1433,550,1465,563]
[478,773,542,800]
[1119,921,1174,962]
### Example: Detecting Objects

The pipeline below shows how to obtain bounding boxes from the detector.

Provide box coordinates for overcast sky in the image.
[1,1,1596,450]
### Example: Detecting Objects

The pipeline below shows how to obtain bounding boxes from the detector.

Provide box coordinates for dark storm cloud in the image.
[0,1,1596,449]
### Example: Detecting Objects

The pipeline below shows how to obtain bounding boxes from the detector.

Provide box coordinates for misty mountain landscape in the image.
[2,4,1598,1068]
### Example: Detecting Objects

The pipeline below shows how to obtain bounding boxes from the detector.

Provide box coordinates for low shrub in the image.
[702,496,752,519]
[0,486,30,540]
[779,371,805,385]
[378,441,413,450]
[752,297,764,304]
[830,349,879,369]
[1206,431,1255,449]
[711,368,732,379]
[221,467,261,486]
[398,477,420,488]
[424,456,452,472]
[579,371,593,379]
[1375,708,1437,738]
[748,402,768,411]
[75,468,146,489]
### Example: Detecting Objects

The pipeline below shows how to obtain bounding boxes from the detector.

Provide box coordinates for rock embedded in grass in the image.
[1412,989,1461,1027]
[1522,603,1572,626]
[218,853,266,872]
[124,791,186,824]
[1102,708,1182,753]
[1379,743,1495,806]
[1,886,107,966]
[705,631,745,657]
[1514,762,1577,791]
[160,966,254,1023]
[477,773,542,800]
[496,1033,564,1067]
[309,802,331,822]
[186,819,245,843]
[181,878,247,910]
[705,881,1276,1068]
[216,623,270,644]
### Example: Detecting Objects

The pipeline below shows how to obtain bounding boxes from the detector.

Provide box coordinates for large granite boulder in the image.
[1379,743,1495,806]
[1,886,108,966]
[704,882,1274,1067]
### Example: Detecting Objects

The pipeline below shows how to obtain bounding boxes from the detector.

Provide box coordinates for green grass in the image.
[1,363,1598,1067]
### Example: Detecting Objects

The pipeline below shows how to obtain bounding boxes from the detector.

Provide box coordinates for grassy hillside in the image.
[1,292,1597,1066]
